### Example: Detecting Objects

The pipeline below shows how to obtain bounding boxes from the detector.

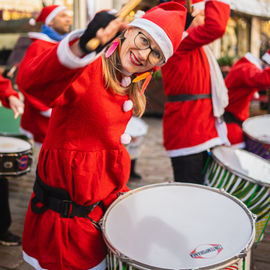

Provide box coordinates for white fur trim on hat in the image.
[262,52,270,65]
[45,6,67,25]
[129,18,173,61]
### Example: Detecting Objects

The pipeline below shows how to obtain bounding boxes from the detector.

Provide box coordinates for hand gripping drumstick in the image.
[86,0,142,51]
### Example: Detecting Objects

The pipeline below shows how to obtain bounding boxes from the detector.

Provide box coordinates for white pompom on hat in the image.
[129,2,187,62]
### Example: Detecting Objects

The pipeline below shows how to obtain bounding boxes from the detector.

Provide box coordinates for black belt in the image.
[223,111,243,127]
[167,93,211,102]
[31,171,104,218]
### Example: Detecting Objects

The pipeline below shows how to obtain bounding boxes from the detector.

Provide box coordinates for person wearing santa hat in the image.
[0,74,24,246]
[161,0,231,184]
[18,5,72,146]
[224,50,270,148]
[17,2,187,270]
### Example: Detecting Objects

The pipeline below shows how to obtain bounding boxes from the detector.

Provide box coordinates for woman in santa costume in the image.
[19,5,72,145]
[0,74,24,246]
[224,50,270,148]
[16,3,186,270]
[161,0,230,184]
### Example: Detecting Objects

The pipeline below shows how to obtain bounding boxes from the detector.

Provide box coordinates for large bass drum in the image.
[102,183,255,270]
[243,114,270,160]
[205,146,270,243]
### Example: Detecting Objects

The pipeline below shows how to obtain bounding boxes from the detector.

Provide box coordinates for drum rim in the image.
[0,136,32,153]
[101,182,255,270]
[242,114,270,146]
[211,146,270,187]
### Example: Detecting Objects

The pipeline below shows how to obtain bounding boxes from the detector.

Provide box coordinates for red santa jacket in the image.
[161,0,230,157]
[225,53,270,146]
[0,74,19,107]
[18,33,58,143]
[16,30,132,270]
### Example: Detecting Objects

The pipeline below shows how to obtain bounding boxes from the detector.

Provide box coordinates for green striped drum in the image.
[205,146,270,244]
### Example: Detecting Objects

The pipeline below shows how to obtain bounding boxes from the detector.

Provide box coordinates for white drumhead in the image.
[243,115,270,144]
[102,183,255,270]
[212,146,270,186]
[0,137,31,153]
[125,117,148,137]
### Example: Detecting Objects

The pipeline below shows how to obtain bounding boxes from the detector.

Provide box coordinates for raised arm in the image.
[16,12,125,108]
[179,0,230,51]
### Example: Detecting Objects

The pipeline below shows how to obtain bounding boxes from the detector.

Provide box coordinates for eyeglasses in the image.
[134,31,165,66]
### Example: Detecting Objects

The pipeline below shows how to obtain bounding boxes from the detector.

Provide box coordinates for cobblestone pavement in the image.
[0,116,269,270]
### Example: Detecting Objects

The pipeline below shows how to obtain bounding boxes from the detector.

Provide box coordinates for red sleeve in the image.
[179,0,230,52]
[16,44,83,108]
[0,74,19,108]
[236,66,270,90]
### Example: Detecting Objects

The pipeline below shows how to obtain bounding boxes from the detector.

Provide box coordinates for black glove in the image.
[79,11,117,54]
[185,12,194,30]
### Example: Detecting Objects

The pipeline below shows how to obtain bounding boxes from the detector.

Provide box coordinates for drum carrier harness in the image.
[31,170,105,225]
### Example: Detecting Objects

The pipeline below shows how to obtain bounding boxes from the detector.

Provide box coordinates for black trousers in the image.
[170,151,209,185]
[0,177,11,234]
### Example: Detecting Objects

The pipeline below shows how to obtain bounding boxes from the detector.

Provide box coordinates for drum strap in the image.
[167,93,211,102]
[223,111,243,127]
[31,171,105,218]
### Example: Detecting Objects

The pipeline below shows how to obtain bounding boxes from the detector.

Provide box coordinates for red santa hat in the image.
[129,2,187,61]
[30,5,67,26]
[262,49,270,65]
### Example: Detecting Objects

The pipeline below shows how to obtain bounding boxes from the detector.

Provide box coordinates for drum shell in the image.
[0,149,32,176]
[102,183,255,270]
[243,115,270,160]
[204,147,270,243]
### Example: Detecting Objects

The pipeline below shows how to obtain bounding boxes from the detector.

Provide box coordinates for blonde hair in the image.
[102,37,146,117]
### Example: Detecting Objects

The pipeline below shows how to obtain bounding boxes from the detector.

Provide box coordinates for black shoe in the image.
[130,171,142,180]
[0,231,21,246]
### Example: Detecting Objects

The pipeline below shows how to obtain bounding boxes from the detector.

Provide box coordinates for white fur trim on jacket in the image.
[129,18,173,61]
[121,133,132,144]
[28,32,58,43]
[57,30,103,69]
[40,108,52,117]
[262,52,270,65]
[45,6,67,25]
[23,251,106,270]
[167,137,223,157]
[245,52,263,70]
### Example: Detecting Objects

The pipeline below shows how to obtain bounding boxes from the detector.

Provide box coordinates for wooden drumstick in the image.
[186,0,193,13]
[86,0,142,51]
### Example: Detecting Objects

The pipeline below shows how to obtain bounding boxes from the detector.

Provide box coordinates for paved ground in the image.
[0,116,269,270]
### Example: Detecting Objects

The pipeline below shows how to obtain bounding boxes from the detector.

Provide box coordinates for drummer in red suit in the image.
[0,74,24,246]
[161,0,231,184]
[19,5,72,145]
[224,50,270,148]
[17,3,187,270]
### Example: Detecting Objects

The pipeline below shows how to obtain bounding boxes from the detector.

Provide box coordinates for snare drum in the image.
[243,114,270,160]
[0,136,32,176]
[102,183,255,270]
[204,146,270,243]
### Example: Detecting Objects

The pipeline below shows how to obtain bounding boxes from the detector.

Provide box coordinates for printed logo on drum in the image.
[190,244,223,259]
[19,155,28,170]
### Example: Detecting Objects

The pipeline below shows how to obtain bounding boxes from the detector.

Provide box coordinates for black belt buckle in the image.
[60,200,72,218]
